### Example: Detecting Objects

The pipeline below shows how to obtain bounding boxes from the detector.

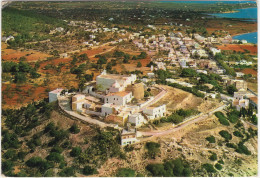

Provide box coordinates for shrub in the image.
[137,62,142,68]
[59,167,75,177]
[209,153,217,161]
[145,142,160,158]
[202,163,216,173]
[3,149,16,159]
[69,123,80,134]
[206,136,215,143]
[26,157,44,167]
[226,142,237,149]
[233,131,243,138]
[124,145,134,152]
[70,147,82,157]
[2,160,13,173]
[46,152,64,163]
[146,158,192,177]
[51,146,63,154]
[215,112,230,126]
[116,168,135,177]
[146,164,166,176]
[215,163,222,170]
[235,142,251,155]
[219,130,232,141]
[218,159,224,165]
[227,114,239,123]
[83,165,97,176]
[18,151,27,160]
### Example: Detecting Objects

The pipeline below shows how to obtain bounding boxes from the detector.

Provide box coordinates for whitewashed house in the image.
[49,88,64,103]
[121,128,138,146]
[96,70,136,92]
[128,113,145,127]
[104,91,133,106]
[143,104,166,120]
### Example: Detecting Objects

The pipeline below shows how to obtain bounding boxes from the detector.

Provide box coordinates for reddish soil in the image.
[79,45,115,60]
[38,58,72,74]
[217,44,257,55]
[1,43,51,62]
[2,84,49,109]
[241,68,257,77]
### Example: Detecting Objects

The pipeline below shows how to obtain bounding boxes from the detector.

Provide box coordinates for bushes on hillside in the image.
[146,158,192,177]
[233,131,244,138]
[145,142,160,159]
[206,136,216,143]
[214,112,230,126]
[202,163,216,173]
[168,83,205,98]
[219,130,232,141]
[116,168,136,177]
[83,166,97,176]
[209,152,217,161]
[215,163,222,170]
[235,142,251,155]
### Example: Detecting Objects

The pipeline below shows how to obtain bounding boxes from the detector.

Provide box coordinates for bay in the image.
[233,32,257,44]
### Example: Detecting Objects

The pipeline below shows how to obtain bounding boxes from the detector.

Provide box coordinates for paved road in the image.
[139,103,228,137]
[140,85,168,110]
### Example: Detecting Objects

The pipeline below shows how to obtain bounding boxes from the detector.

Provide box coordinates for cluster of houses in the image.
[131,31,227,75]
[49,70,167,146]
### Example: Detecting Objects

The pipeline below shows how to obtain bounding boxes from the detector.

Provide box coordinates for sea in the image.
[161,1,257,44]
[209,7,257,44]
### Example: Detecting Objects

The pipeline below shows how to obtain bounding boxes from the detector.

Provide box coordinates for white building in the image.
[236,72,245,78]
[128,113,145,127]
[143,104,166,120]
[210,48,221,56]
[96,70,136,92]
[121,128,138,146]
[104,91,133,106]
[49,88,64,103]
[72,94,85,112]
[101,103,115,116]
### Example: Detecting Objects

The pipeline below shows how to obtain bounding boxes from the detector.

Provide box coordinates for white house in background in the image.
[236,72,245,78]
[72,94,85,112]
[196,69,208,75]
[121,128,138,146]
[143,104,166,120]
[147,73,155,78]
[60,53,68,58]
[128,113,145,127]
[241,40,247,44]
[49,88,64,103]
[210,48,221,56]
[104,91,133,106]
[96,70,136,92]
[179,59,187,68]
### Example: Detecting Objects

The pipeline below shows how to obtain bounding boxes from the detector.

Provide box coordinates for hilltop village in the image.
[2,1,258,177]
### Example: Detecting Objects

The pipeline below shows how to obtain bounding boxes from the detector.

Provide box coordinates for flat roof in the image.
[97,74,130,80]
[106,91,131,97]
[50,88,63,94]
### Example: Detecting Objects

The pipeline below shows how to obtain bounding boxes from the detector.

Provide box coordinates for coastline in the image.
[231,31,257,38]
